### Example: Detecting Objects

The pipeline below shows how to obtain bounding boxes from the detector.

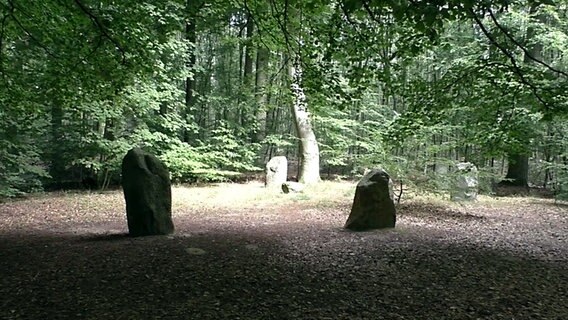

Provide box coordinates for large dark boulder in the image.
[345,169,396,231]
[121,148,174,236]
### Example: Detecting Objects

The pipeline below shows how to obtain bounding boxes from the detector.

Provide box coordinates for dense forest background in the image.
[1,0,567,199]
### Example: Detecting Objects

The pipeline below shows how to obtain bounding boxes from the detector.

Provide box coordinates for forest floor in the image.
[0,181,567,320]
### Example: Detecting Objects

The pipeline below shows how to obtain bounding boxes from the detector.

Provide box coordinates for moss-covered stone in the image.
[121,148,174,236]
[345,169,396,231]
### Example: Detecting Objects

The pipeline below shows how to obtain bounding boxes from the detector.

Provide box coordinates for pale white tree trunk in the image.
[289,59,320,184]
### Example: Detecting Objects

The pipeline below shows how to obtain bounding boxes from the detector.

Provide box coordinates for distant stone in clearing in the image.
[345,169,396,231]
[186,248,206,255]
[121,148,174,237]
[451,162,478,202]
[266,156,287,188]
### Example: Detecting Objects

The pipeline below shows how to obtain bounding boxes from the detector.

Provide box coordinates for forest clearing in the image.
[1,1,568,318]
[1,182,566,320]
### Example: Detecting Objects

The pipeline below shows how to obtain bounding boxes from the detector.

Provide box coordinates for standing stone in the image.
[265,156,287,188]
[435,163,450,175]
[345,169,396,231]
[451,162,478,201]
[121,148,174,236]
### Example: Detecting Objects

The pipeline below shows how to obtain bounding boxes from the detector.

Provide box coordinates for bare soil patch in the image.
[1,182,566,319]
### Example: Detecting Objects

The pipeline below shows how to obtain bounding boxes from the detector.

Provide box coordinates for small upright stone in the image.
[345,169,396,231]
[451,162,478,201]
[121,148,174,236]
[265,156,287,188]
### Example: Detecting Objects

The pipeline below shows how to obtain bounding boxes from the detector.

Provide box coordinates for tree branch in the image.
[73,0,127,64]
[269,0,291,55]
[242,0,282,51]
[486,7,568,78]
[6,2,61,61]
[469,8,550,110]
[341,2,398,62]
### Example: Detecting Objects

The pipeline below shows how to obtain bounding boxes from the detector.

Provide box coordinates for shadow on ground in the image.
[1,221,566,320]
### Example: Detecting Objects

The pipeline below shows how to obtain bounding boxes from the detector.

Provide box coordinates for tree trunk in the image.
[289,58,320,184]
[501,3,543,188]
[254,46,269,143]
[241,13,255,130]
[49,101,65,186]
[243,15,254,85]
[183,0,200,142]
[503,154,529,186]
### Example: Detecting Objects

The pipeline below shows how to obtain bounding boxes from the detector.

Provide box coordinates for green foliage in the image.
[1,0,568,200]
[159,142,209,182]
[529,120,568,199]
[0,92,49,197]
[0,147,48,198]
[553,164,568,200]
[160,143,260,184]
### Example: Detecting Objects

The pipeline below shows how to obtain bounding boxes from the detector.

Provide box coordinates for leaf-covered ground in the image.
[1,182,567,319]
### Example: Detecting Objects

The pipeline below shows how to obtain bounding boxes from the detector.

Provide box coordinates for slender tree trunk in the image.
[50,101,65,186]
[184,0,200,142]
[254,46,269,143]
[243,16,254,85]
[184,20,196,108]
[289,58,320,184]
[240,13,255,131]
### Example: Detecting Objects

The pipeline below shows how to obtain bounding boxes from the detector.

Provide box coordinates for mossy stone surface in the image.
[345,169,396,231]
[121,148,174,236]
